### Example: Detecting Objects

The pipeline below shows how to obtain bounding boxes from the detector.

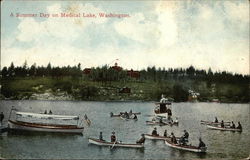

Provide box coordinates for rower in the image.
[49,110,52,114]
[0,112,4,126]
[99,132,104,141]
[129,109,132,115]
[124,112,129,119]
[163,130,168,137]
[215,117,218,123]
[170,132,177,144]
[221,120,224,128]
[111,132,116,142]
[180,130,189,145]
[44,110,47,114]
[230,121,235,129]
[110,112,114,117]
[236,122,242,130]
[136,134,145,144]
[198,138,206,149]
[159,117,163,123]
[133,114,137,120]
[152,127,158,136]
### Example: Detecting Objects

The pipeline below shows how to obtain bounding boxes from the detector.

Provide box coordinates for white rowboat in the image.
[165,138,207,153]
[88,138,144,148]
[206,124,242,132]
[144,134,168,140]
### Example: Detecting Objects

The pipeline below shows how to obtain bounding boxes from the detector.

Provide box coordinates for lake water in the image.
[0,100,249,159]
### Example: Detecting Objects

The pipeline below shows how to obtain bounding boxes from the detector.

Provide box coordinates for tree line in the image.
[1,61,249,85]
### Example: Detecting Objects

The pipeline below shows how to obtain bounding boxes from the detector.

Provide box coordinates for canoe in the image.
[8,120,84,134]
[165,138,207,153]
[144,134,168,140]
[88,138,144,148]
[206,124,242,132]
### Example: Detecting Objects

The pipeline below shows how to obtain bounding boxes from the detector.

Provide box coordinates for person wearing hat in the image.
[198,138,206,148]
[152,127,158,136]
[99,132,104,141]
[136,134,145,144]
[111,132,116,142]
[0,112,4,126]
[163,129,168,137]
[171,132,177,144]
[180,130,189,145]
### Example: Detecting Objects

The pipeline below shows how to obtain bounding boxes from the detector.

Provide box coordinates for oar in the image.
[110,140,117,150]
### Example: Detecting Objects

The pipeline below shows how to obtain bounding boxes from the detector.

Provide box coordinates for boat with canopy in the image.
[8,108,84,134]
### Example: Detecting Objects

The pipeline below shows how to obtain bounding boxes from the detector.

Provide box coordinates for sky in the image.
[1,0,249,75]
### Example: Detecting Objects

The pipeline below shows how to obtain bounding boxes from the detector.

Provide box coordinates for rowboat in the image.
[146,120,178,126]
[120,112,141,115]
[200,120,230,125]
[120,115,137,121]
[206,124,242,132]
[88,138,144,148]
[8,120,84,134]
[146,121,168,126]
[144,134,168,140]
[165,138,207,153]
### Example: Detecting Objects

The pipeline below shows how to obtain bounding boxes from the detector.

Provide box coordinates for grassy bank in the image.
[0,76,249,103]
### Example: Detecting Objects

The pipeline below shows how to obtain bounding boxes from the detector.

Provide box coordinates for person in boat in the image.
[174,117,179,124]
[198,138,206,149]
[221,120,224,128]
[215,117,218,123]
[159,117,163,124]
[129,109,133,115]
[236,122,242,130]
[170,132,177,144]
[111,132,116,142]
[49,110,52,114]
[124,112,129,119]
[152,127,158,136]
[133,114,137,120]
[99,132,104,141]
[44,110,47,114]
[163,130,168,137]
[110,112,114,117]
[136,134,145,144]
[0,112,4,126]
[230,121,235,129]
[167,108,172,119]
[180,130,189,145]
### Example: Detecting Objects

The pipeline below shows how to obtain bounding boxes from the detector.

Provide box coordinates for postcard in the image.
[0,0,249,160]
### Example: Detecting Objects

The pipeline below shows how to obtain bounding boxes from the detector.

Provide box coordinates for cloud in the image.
[16,3,107,43]
[1,1,249,75]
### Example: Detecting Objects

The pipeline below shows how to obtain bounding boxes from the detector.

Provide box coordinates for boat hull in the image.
[88,138,144,148]
[165,138,207,153]
[8,120,84,134]
[206,124,242,132]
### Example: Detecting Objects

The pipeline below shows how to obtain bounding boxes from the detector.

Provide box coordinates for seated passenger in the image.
[136,134,145,144]
[152,127,158,136]
[198,138,206,148]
